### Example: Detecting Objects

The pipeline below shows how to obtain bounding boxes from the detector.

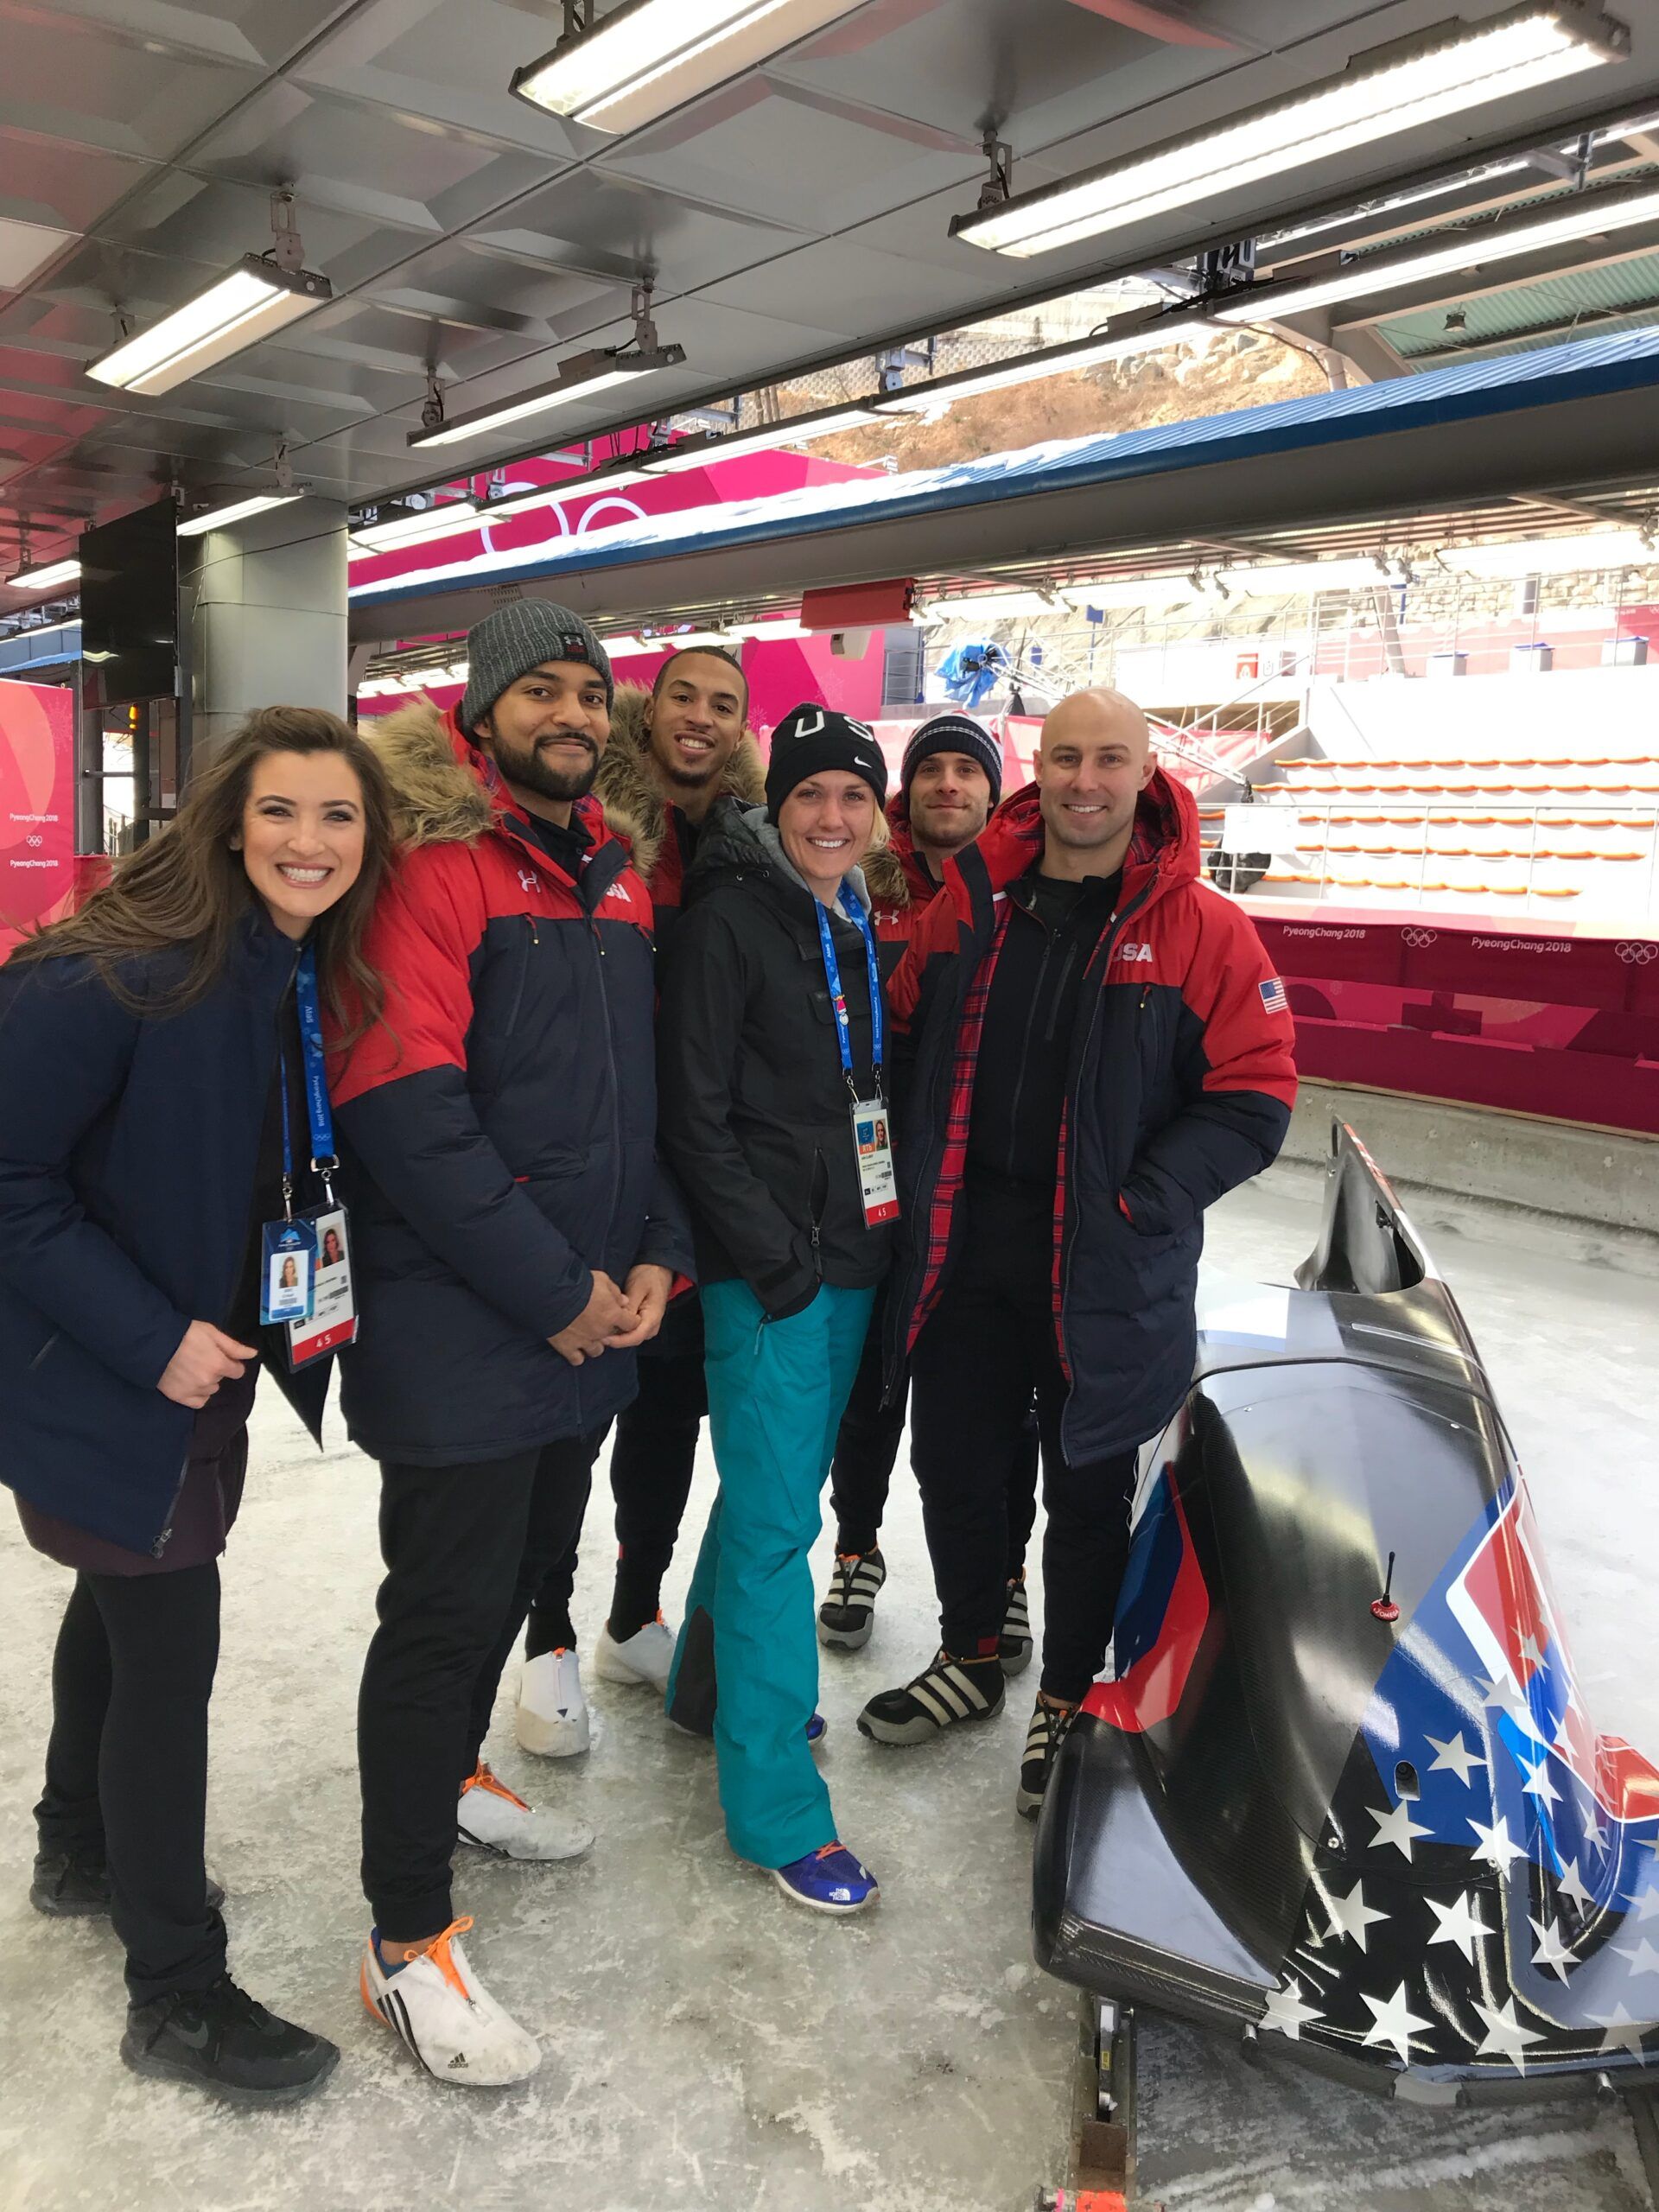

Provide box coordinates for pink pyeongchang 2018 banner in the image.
[0,679,75,957]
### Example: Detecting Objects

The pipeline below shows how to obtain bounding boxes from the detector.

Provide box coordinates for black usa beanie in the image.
[900,712,1003,804]
[765,703,889,820]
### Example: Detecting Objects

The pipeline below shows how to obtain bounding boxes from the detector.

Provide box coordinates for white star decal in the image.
[1260,1976,1323,2041]
[1426,1731,1484,1787]
[1595,2004,1650,2058]
[1581,1813,1611,1861]
[1473,1996,1545,2073]
[1324,1879,1389,1952]
[1361,1980,1433,2065]
[1556,1857,1595,1911]
[1468,1815,1526,1873]
[1529,1914,1574,1981]
[1370,1798,1433,1862]
[1516,1751,1563,1808]
[1614,1936,1659,1978]
[1632,1878,1659,1924]
[1427,1891,1492,1962]
[1517,1633,1546,1669]
[1484,1675,1549,1745]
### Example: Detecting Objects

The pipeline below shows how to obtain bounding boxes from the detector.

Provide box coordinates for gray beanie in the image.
[460,600,613,736]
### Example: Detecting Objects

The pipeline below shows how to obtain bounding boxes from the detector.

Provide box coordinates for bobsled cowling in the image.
[1033,1122,1659,2102]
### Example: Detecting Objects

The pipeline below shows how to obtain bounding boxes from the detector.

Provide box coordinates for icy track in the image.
[1,1160,1656,2212]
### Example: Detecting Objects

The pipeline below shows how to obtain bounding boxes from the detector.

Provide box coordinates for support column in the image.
[181,496,349,761]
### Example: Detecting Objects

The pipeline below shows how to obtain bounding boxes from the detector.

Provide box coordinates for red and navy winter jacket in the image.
[885,772,1297,1462]
[864,801,938,978]
[328,702,692,1466]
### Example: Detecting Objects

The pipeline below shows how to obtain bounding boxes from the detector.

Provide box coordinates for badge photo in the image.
[260,1218,317,1325]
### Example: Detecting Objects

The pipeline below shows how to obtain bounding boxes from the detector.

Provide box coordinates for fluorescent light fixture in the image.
[347,501,482,557]
[728,616,812,640]
[482,459,659,523]
[1440,528,1652,575]
[640,627,736,648]
[1058,575,1208,610]
[6,557,80,592]
[407,343,684,452]
[512,0,865,136]
[177,491,303,538]
[642,403,885,473]
[600,635,648,657]
[920,589,1058,620]
[952,5,1629,259]
[1216,178,1659,322]
[874,315,1213,409]
[1213,557,1401,594]
[88,256,332,395]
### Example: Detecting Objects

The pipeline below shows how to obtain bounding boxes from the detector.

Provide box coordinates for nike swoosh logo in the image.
[171,2020,213,2050]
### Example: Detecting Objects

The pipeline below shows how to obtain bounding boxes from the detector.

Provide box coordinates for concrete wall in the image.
[1283,1077,1659,1243]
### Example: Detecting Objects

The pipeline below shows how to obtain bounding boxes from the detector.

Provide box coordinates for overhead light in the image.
[919,589,1058,620]
[0,216,76,289]
[348,501,482,557]
[728,616,812,640]
[640,627,737,648]
[409,283,683,451]
[483,459,659,522]
[601,634,649,657]
[952,5,1630,259]
[1212,556,1402,593]
[512,0,866,137]
[6,557,80,593]
[642,402,886,474]
[1440,528,1651,575]
[1058,575,1209,610]
[177,491,304,537]
[1215,177,1659,322]
[89,195,331,394]
[874,313,1214,410]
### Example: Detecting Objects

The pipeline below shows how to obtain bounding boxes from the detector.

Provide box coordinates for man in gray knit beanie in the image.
[459,599,615,820]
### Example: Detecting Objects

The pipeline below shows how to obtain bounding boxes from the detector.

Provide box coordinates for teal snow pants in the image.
[665,1276,876,1870]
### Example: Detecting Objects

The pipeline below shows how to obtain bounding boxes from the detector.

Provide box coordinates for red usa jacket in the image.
[884,772,1297,1463]
[327,700,692,1466]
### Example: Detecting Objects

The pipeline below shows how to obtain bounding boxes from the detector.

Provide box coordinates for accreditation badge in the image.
[287,1204,358,1370]
[850,1096,900,1227]
[261,1216,317,1325]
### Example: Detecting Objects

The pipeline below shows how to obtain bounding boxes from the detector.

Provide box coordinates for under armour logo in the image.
[1402,927,1439,949]
[1617,941,1658,964]
[518,868,541,893]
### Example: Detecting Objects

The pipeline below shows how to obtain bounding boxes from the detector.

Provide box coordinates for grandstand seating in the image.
[1198,749,1659,921]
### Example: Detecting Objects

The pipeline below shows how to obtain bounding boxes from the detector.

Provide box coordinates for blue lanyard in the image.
[814,891,885,1093]
[277,945,338,1214]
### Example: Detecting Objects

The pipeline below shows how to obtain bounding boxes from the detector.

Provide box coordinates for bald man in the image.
[858,689,1296,1815]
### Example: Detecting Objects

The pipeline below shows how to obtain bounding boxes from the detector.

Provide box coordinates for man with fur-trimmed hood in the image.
[516,646,907,1761]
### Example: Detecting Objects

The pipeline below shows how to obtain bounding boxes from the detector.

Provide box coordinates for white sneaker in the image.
[515,1648,591,1758]
[359,1916,540,2087]
[455,1762,594,1861]
[594,1615,677,1690]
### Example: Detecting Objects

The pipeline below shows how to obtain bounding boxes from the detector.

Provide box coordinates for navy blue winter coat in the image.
[0,916,327,1555]
[327,702,693,1466]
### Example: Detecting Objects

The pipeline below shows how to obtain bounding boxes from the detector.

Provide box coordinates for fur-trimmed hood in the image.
[594,683,766,882]
[358,698,496,849]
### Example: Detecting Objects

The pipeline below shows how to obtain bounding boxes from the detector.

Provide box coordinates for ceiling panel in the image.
[4,0,1659,576]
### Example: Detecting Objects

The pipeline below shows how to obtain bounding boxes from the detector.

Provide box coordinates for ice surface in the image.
[1,1163,1655,2211]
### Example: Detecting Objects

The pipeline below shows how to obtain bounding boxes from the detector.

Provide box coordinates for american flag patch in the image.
[1260,976,1289,1015]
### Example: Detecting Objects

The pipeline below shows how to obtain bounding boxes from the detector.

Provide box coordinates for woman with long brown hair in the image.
[0,705,395,2107]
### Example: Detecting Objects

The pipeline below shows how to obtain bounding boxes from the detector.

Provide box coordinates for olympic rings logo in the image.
[1616,941,1659,965]
[1402,928,1439,949]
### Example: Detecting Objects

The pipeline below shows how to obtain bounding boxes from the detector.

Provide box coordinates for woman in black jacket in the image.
[658,705,895,1916]
[0,706,395,2105]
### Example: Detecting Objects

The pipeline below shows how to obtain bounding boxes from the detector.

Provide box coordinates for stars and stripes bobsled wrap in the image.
[1035,1122,1657,2100]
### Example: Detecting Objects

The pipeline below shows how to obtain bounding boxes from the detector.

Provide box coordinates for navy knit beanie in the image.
[900,712,1002,804]
[765,704,888,820]
[460,600,613,736]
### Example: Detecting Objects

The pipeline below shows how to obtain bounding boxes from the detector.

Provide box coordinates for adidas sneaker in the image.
[999,1573,1034,1676]
[360,1917,539,2087]
[817,1548,887,1651]
[515,1647,590,1758]
[856,1649,1005,1745]
[456,1762,594,1861]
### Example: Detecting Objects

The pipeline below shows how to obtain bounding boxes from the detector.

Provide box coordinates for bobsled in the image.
[1033,1122,1659,2103]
